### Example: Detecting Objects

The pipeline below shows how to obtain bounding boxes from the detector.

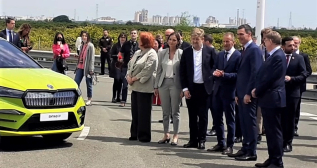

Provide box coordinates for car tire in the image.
[42,133,72,142]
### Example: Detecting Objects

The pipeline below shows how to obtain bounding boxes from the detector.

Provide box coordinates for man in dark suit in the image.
[0,17,20,47]
[228,24,262,161]
[180,28,216,149]
[292,36,312,136]
[206,32,241,155]
[281,37,307,153]
[252,31,286,168]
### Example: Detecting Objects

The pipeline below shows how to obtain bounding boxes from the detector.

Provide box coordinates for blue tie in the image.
[224,52,228,68]
[8,31,13,43]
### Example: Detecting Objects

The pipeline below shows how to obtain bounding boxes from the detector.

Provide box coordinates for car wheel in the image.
[42,133,72,142]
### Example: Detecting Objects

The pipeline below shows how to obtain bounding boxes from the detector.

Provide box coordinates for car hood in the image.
[0,68,78,91]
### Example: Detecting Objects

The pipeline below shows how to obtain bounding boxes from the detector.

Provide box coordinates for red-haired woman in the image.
[126,32,158,142]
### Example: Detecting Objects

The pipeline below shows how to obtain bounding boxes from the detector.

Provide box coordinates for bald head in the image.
[165,29,174,42]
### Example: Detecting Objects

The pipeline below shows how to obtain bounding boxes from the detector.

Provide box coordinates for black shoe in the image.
[283,144,292,152]
[158,138,170,144]
[111,99,116,103]
[207,144,225,152]
[158,120,163,123]
[222,147,233,155]
[129,137,137,141]
[198,142,205,149]
[228,150,245,157]
[206,129,216,136]
[183,142,198,148]
[255,159,270,167]
[235,154,257,161]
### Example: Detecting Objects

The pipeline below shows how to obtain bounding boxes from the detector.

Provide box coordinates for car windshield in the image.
[0,40,42,68]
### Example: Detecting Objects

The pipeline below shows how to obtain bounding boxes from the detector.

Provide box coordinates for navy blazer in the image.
[0,29,21,48]
[213,49,241,99]
[236,42,263,98]
[180,45,216,95]
[285,53,307,98]
[255,48,287,108]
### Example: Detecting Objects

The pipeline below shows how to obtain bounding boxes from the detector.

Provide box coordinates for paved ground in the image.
[1,72,317,168]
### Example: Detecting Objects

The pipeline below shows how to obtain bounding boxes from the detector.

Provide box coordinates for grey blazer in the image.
[154,48,183,89]
[127,48,158,93]
[75,42,95,76]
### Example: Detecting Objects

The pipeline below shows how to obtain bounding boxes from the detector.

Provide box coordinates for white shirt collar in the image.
[225,47,235,54]
[244,40,253,50]
[192,44,203,51]
[295,50,299,54]
[268,46,281,56]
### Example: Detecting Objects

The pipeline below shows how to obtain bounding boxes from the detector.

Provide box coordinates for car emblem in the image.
[47,84,54,89]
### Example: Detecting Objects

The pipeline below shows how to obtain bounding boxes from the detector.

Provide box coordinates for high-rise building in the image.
[193,16,200,27]
[134,9,148,22]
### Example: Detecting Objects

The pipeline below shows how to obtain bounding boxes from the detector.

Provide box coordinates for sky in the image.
[1,0,316,28]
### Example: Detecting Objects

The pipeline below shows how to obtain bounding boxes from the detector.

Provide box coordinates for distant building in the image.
[193,16,200,27]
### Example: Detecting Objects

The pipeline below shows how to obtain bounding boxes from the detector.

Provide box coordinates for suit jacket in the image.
[236,42,263,98]
[127,48,158,93]
[0,29,21,47]
[285,53,307,98]
[298,52,312,92]
[213,49,241,99]
[154,48,183,89]
[179,45,216,95]
[255,48,287,108]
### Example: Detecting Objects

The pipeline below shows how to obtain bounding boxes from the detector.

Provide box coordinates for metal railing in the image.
[28,50,103,73]
[302,74,317,100]
[27,50,317,100]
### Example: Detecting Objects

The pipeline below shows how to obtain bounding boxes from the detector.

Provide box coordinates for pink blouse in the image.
[52,43,70,59]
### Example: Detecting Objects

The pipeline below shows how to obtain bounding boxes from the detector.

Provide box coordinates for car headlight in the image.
[0,86,24,98]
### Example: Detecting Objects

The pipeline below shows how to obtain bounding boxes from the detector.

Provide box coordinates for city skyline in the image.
[0,0,316,29]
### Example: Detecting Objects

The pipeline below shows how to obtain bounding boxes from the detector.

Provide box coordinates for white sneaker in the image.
[86,100,92,106]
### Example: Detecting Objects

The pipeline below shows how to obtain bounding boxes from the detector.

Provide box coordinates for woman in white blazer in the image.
[154,32,183,145]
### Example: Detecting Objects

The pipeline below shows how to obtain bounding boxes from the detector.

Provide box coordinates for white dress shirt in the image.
[183,45,204,92]
[225,47,235,61]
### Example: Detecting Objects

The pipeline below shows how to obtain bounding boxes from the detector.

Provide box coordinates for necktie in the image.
[286,54,291,66]
[8,30,13,43]
[224,52,228,68]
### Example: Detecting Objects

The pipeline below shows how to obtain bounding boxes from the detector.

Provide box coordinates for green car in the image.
[0,37,86,141]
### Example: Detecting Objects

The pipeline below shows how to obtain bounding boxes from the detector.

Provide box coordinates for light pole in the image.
[255,0,265,45]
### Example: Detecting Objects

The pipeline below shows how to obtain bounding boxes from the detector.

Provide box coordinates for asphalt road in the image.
[1,72,317,168]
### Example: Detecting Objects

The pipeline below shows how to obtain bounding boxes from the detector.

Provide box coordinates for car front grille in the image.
[23,90,78,109]
[18,112,79,131]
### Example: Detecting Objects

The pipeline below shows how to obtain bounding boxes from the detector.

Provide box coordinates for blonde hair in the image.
[265,31,282,45]
[191,28,204,37]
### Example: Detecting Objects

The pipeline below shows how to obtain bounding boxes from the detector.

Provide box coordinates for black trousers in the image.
[100,52,111,74]
[185,83,209,143]
[130,91,153,142]
[282,97,300,147]
[112,79,122,101]
[235,104,242,138]
[294,92,303,131]
[262,107,284,166]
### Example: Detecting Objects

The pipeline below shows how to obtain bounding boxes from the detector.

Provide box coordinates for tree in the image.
[52,15,72,23]
[177,12,192,28]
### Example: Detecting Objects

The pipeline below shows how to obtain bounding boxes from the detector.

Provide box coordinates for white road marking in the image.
[77,126,90,140]
[301,102,317,106]
[300,112,317,117]
[310,117,317,120]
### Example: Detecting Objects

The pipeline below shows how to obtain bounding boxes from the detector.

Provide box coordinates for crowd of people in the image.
[1,16,313,167]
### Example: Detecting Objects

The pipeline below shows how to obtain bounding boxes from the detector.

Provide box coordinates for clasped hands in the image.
[213,69,224,77]
[126,75,137,85]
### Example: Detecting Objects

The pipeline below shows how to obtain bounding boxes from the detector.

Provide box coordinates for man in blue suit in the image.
[206,32,241,155]
[228,24,263,161]
[252,31,286,168]
[0,17,21,48]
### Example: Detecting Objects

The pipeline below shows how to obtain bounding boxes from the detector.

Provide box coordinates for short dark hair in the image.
[204,34,213,44]
[168,32,181,48]
[5,17,15,25]
[53,32,66,44]
[103,29,108,32]
[282,37,293,46]
[238,24,253,34]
